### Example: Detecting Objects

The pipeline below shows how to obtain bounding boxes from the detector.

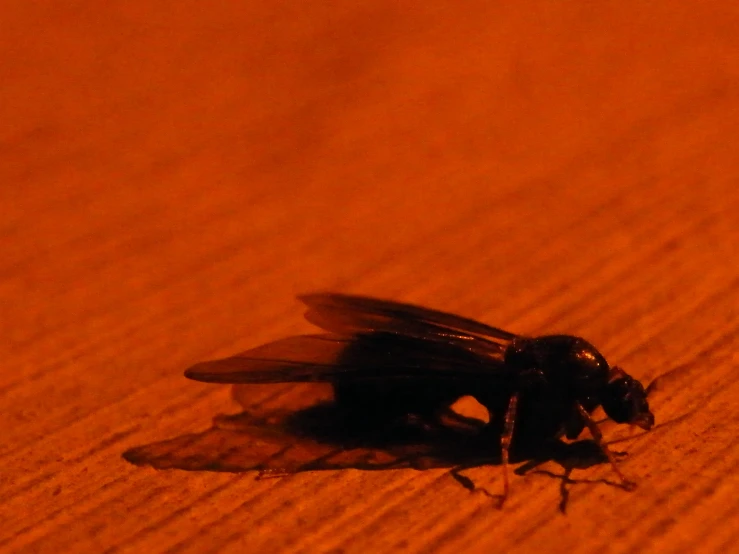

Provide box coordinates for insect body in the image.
[185,293,654,503]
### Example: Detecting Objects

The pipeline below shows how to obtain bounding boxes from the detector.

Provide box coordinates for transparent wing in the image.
[185,335,355,383]
[300,293,516,357]
[184,333,512,384]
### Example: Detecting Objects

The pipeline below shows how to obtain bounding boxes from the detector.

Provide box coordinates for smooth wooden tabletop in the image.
[2,3,738,553]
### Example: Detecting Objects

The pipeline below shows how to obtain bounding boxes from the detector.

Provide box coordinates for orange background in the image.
[1,2,738,553]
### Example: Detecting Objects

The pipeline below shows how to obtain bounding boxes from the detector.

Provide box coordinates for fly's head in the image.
[600,367,654,430]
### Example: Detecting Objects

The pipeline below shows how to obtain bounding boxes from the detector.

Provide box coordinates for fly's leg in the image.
[499,392,520,508]
[576,403,637,490]
[446,393,519,507]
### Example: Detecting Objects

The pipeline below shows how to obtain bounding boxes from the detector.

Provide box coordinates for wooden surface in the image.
[2,2,738,553]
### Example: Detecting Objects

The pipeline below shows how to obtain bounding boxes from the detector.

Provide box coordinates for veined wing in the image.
[184,333,512,384]
[299,293,516,358]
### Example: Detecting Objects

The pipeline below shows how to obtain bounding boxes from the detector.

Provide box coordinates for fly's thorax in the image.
[505,335,611,393]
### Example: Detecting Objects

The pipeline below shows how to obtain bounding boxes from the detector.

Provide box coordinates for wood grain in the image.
[1,2,738,553]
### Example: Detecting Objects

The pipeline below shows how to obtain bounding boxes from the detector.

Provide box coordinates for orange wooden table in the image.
[2,3,738,552]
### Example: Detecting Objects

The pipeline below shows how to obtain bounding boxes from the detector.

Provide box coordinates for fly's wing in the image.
[184,333,513,384]
[185,334,356,383]
[299,293,517,357]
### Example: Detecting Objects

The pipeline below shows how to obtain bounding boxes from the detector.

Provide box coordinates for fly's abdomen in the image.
[332,378,466,426]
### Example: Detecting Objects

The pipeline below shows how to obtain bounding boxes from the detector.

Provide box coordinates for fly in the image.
[184,293,655,505]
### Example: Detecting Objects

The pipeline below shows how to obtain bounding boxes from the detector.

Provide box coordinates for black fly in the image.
[184,293,655,505]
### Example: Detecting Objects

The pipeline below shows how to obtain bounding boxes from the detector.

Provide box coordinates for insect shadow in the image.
[124,387,626,514]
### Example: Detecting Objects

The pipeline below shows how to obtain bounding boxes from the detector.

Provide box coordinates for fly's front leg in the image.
[576,403,637,490]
